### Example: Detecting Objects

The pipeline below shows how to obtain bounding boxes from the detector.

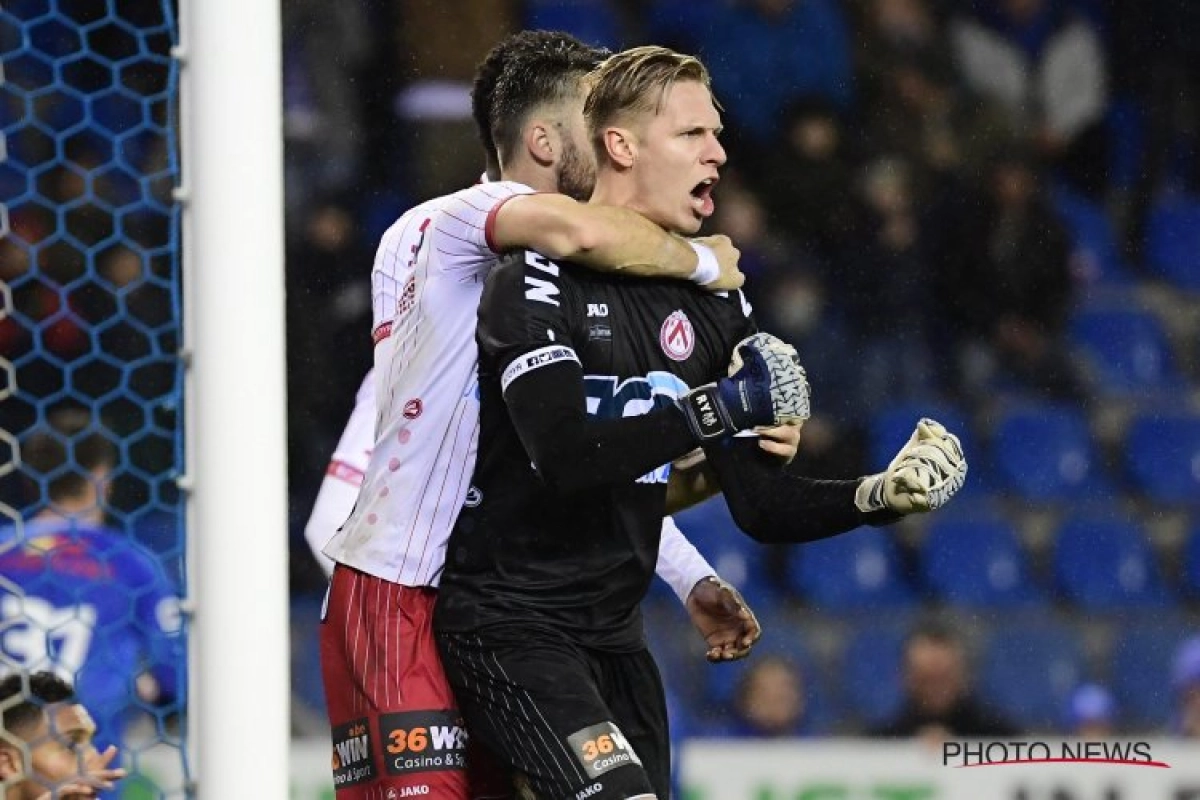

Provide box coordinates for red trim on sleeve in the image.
[326,460,366,487]
[484,193,524,253]
[482,189,549,251]
[372,321,393,345]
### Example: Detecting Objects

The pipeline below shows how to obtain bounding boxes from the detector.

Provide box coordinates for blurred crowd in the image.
[277,0,1200,739]
[281,0,1200,580]
[4,0,1200,749]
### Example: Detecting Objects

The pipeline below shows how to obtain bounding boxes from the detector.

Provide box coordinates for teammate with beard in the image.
[317,33,768,800]
[434,47,967,800]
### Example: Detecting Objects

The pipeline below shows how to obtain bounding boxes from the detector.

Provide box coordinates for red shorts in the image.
[319,565,510,799]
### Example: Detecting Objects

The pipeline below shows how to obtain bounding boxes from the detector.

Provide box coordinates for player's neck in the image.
[589,174,657,225]
[499,161,557,194]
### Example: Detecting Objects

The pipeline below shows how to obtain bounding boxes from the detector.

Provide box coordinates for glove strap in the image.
[680,386,735,441]
[854,473,887,513]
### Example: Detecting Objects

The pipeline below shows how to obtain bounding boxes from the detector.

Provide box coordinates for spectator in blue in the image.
[1064,683,1117,739]
[0,409,184,747]
[690,0,855,143]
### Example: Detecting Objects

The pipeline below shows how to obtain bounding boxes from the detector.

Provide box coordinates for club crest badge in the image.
[659,310,694,362]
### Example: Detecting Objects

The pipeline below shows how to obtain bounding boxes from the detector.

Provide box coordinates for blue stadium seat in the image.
[992,405,1110,502]
[1145,196,1200,292]
[920,515,1044,608]
[839,620,908,728]
[524,0,623,48]
[1110,620,1194,729]
[981,622,1085,730]
[1053,516,1171,610]
[669,498,780,608]
[787,527,915,611]
[1051,187,1133,285]
[1125,413,1200,506]
[868,403,985,496]
[1068,309,1183,395]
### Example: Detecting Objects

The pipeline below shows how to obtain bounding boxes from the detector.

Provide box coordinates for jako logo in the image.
[587,303,609,317]
[403,398,423,419]
[576,783,603,799]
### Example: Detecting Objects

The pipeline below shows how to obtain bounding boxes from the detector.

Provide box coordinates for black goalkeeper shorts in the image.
[436,626,670,800]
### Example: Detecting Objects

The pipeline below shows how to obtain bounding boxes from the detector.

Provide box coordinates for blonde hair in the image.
[583,45,718,153]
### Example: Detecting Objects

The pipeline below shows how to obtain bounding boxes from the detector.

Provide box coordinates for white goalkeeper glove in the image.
[855,418,967,514]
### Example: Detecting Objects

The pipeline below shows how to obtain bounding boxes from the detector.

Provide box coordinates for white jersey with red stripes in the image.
[323,180,533,585]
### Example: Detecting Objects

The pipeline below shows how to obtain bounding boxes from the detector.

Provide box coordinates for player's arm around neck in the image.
[491,193,743,289]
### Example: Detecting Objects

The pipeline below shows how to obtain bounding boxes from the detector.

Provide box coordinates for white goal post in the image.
[180,0,290,795]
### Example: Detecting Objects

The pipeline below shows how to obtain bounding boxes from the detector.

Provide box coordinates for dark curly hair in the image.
[471,30,608,178]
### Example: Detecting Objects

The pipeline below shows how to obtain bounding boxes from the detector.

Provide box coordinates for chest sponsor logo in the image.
[331,718,376,787]
[584,371,689,484]
[567,721,643,779]
[588,323,612,342]
[659,310,695,361]
[379,710,469,776]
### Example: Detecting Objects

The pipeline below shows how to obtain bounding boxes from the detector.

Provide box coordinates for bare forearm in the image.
[493,194,698,278]
[569,205,697,279]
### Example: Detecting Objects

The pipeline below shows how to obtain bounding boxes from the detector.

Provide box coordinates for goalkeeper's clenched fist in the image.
[855,418,968,514]
[678,332,811,441]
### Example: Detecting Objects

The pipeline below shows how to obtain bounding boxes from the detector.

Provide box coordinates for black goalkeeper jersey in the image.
[434,249,754,652]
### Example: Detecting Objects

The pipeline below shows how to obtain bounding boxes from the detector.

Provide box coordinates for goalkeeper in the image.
[434,46,966,800]
[670,332,968,544]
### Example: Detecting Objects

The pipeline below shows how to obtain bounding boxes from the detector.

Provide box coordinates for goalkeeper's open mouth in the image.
[690,176,718,219]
